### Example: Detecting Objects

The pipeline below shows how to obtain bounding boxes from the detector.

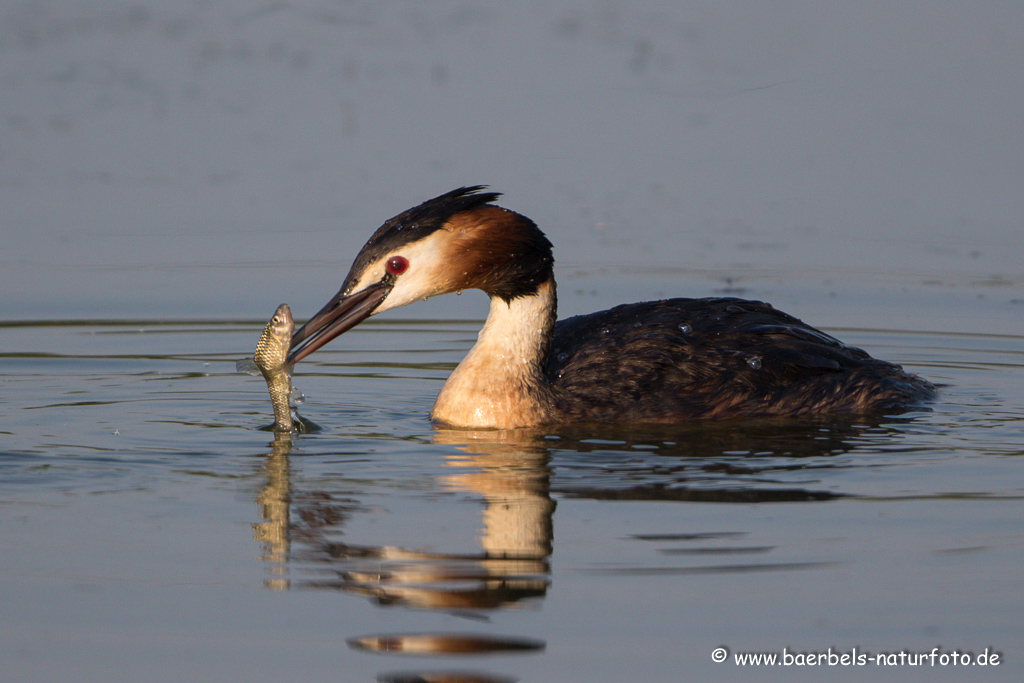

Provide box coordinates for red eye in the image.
[386,255,409,275]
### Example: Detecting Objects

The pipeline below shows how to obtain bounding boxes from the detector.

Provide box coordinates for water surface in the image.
[2,305,1021,682]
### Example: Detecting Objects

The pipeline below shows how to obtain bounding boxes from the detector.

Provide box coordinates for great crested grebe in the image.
[287,187,936,429]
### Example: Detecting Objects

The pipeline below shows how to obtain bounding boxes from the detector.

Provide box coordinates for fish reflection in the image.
[251,433,361,590]
[252,432,292,590]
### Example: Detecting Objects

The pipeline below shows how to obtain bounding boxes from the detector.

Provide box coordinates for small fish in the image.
[250,303,296,432]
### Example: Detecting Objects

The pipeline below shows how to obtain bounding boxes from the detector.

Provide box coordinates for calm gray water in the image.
[2,1,1023,681]
[2,303,1022,682]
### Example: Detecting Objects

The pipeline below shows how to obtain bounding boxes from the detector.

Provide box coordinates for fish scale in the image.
[253,303,295,432]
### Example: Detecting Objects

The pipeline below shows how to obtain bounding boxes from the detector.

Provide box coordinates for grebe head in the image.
[288,186,553,364]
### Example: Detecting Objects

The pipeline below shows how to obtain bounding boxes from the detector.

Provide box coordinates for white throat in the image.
[431,279,557,429]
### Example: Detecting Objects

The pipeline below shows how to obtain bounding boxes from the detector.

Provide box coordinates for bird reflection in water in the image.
[316,428,556,613]
[251,415,918,590]
[250,414,920,680]
[251,416,924,586]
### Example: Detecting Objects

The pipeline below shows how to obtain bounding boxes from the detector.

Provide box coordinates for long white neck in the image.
[431,279,557,429]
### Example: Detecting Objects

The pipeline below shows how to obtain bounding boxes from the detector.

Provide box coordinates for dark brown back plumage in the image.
[545,297,936,422]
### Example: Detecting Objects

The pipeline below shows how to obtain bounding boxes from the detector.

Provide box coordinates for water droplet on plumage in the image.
[679,324,692,334]
[601,328,611,335]
[747,356,762,370]
[633,321,642,328]
[557,352,569,363]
